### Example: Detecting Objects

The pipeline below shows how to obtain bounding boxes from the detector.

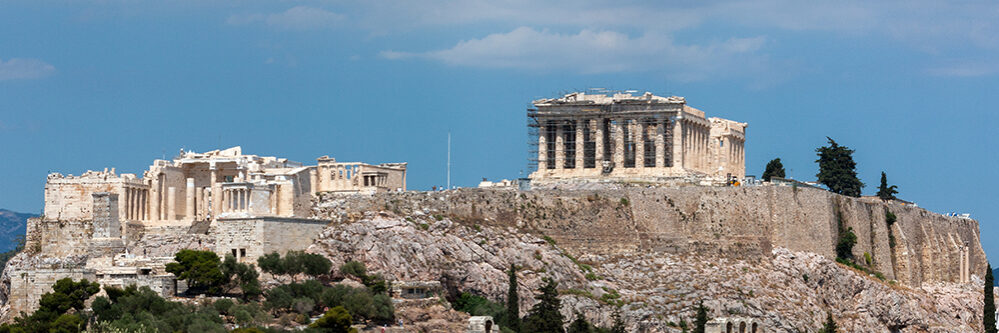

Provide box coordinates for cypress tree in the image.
[986,264,996,333]
[876,171,899,201]
[505,264,521,332]
[815,137,864,197]
[567,311,592,333]
[522,278,564,333]
[610,310,626,333]
[819,313,837,333]
[693,302,708,333]
[762,158,786,182]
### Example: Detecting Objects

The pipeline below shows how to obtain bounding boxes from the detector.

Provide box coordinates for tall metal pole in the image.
[447,132,451,189]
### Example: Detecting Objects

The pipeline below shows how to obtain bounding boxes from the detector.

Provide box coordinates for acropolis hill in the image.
[0,92,989,332]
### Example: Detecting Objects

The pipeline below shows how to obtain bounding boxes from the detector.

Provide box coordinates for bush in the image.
[166,249,225,295]
[311,306,357,333]
[836,227,857,260]
[258,251,332,279]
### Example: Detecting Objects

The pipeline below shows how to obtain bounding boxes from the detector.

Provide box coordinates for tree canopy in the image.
[165,249,226,295]
[522,278,564,333]
[693,302,709,333]
[259,251,333,279]
[986,264,996,333]
[762,158,786,182]
[506,264,521,333]
[815,137,864,197]
[876,172,899,201]
[819,313,837,333]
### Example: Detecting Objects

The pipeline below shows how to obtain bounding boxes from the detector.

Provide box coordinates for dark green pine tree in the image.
[505,264,521,332]
[819,313,837,333]
[986,264,996,333]
[567,311,592,333]
[610,310,626,333]
[815,137,864,197]
[762,158,786,182]
[692,302,709,333]
[522,278,565,333]
[876,172,899,201]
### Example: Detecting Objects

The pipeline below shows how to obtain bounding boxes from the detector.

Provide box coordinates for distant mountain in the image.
[0,209,35,252]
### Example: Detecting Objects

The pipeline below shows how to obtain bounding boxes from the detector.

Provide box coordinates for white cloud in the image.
[381,27,767,79]
[0,58,56,81]
[227,6,345,30]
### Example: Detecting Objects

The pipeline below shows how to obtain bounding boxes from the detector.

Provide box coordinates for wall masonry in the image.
[316,186,985,287]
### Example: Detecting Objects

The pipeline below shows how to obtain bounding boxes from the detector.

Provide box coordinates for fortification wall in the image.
[210,218,327,262]
[6,268,97,318]
[315,186,985,287]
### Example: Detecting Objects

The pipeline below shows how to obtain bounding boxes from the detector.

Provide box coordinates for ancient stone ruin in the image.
[529,91,746,183]
[2,147,407,317]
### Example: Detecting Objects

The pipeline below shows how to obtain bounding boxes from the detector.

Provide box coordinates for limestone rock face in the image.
[313,186,986,288]
[308,213,985,332]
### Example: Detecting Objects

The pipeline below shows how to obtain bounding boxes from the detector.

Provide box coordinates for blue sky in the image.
[1,1,997,261]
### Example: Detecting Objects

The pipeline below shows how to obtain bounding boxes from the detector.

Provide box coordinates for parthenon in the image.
[528,91,746,182]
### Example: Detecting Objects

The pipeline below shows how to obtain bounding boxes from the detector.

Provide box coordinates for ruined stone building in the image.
[44,146,406,226]
[4,147,407,316]
[528,91,746,182]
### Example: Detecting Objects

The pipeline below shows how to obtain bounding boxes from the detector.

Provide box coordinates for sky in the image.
[1,1,997,261]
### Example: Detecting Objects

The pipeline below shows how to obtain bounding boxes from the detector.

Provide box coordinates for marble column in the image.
[149,179,160,221]
[635,121,645,169]
[538,124,547,170]
[575,119,585,169]
[672,120,684,169]
[166,186,177,221]
[595,119,605,167]
[185,178,195,221]
[655,120,665,168]
[210,164,220,218]
[554,123,565,170]
[613,119,625,169]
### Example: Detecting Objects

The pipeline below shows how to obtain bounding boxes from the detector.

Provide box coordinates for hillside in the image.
[308,185,987,331]
[0,209,33,251]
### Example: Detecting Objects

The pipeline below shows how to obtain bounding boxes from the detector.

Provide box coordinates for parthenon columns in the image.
[575,119,585,169]
[554,124,565,170]
[613,120,625,168]
[635,121,645,169]
[595,120,605,165]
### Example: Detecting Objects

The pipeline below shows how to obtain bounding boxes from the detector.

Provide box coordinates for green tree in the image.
[39,278,100,314]
[340,261,367,279]
[311,306,357,333]
[567,311,592,333]
[610,310,626,333]
[222,254,262,299]
[693,302,708,333]
[257,252,285,276]
[836,227,857,260]
[819,313,837,333]
[165,249,225,295]
[762,158,786,182]
[815,137,864,197]
[986,264,996,333]
[876,172,899,201]
[505,264,521,332]
[522,278,564,333]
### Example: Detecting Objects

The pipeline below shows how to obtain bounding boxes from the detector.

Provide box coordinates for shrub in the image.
[166,249,225,295]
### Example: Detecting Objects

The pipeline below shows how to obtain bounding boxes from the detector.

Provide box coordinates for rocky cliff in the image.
[309,185,987,332]
[314,185,985,288]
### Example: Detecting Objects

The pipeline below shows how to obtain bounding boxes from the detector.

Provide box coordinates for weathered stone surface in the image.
[314,186,985,287]
[307,214,986,332]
